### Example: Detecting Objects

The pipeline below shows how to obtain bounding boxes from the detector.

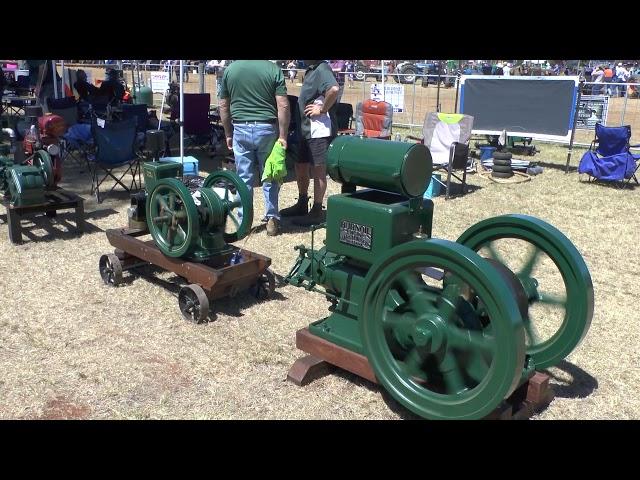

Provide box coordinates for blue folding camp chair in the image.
[578,123,640,188]
[88,116,142,203]
[47,96,87,169]
[122,103,149,152]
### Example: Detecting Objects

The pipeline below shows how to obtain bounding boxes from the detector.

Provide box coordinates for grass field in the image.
[0,133,638,420]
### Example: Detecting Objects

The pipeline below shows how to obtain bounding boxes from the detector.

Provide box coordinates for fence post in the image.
[410,75,416,127]
[199,61,205,94]
[565,81,583,173]
[621,83,629,125]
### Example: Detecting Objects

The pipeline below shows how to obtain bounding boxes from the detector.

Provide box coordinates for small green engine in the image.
[286,136,594,420]
[1,150,55,206]
[140,160,253,261]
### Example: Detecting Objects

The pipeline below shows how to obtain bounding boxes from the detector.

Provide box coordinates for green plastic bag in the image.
[261,141,288,183]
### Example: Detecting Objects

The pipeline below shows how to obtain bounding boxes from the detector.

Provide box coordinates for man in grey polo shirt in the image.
[280,60,339,226]
[218,60,290,236]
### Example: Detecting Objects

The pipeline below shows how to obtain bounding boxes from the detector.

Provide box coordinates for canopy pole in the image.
[381,60,386,102]
[565,81,583,173]
[52,60,59,99]
[180,59,184,167]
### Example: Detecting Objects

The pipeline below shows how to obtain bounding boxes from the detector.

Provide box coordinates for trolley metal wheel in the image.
[178,284,210,323]
[99,253,123,287]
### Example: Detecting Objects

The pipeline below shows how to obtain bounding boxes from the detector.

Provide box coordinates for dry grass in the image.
[0,139,638,420]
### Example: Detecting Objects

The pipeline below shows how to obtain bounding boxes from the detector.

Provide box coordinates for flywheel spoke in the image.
[518,244,543,278]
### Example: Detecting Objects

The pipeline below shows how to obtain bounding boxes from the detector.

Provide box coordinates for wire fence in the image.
[57,63,640,146]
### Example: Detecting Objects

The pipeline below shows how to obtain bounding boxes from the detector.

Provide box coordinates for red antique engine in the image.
[23,113,66,185]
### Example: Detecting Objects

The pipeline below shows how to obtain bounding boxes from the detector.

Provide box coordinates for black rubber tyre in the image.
[493,151,513,161]
[493,159,512,167]
[491,171,514,178]
[398,66,417,84]
[492,165,513,174]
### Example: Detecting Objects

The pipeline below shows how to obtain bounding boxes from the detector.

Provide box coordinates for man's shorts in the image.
[297,137,334,166]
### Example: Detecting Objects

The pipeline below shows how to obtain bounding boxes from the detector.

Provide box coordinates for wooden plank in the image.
[104,228,271,299]
[287,356,335,386]
[295,328,378,384]
[290,327,555,420]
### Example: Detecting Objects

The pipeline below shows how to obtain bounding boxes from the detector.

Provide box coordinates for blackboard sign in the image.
[460,76,580,141]
[576,95,609,130]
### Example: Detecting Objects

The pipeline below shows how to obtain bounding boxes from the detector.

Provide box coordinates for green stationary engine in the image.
[285,136,594,420]
[1,148,55,206]
[139,145,252,260]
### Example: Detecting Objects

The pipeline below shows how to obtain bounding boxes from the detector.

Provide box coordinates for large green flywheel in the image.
[146,178,200,257]
[360,239,526,420]
[457,214,594,370]
[202,170,253,243]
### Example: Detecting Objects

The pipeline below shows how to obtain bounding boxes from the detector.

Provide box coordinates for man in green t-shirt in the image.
[218,60,290,236]
[280,60,339,226]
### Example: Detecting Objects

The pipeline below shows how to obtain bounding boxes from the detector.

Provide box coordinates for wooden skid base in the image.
[288,327,554,420]
[105,227,271,300]
[2,188,85,245]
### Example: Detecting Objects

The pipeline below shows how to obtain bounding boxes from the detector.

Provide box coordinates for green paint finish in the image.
[142,161,183,193]
[457,214,594,369]
[325,190,434,265]
[327,136,432,197]
[143,165,253,261]
[286,138,592,420]
[309,314,364,355]
[7,165,46,206]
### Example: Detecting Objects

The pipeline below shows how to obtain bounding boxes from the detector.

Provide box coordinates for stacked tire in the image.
[491,151,513,179]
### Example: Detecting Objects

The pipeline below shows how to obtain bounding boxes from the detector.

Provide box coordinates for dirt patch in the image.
[39,396,92,420]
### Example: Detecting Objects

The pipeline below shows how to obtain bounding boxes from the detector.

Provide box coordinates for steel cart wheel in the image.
[178,284,210,323]
[360,239,526,420]
[146,178,200,257]
[457,214,594,370]
[202,170,253,243]
[99,253,123,287]
[250,268,276,300]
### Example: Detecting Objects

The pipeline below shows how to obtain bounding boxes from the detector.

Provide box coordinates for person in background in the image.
[345,60,355,88]
[603,65,614,95]
[215,60,227,102]
[329,60,346,104]
[97,68,125,105]
[280,60,339,227]
[591,65,605,95]
[503,62,512,76]
[73,69,98,101]
[616,63,629,97]
[495,62,504,75]
[218,60,290,236]
[287,60,297,84]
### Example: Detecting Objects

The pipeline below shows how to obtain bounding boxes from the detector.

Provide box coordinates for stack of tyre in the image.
[491,151,513,179]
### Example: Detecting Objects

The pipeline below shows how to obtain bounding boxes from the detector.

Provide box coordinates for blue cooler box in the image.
[423,173,442,199]
[161,156,199,176]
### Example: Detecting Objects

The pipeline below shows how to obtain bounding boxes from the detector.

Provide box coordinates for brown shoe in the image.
[293,203,325,227]
[266,217,280,236]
